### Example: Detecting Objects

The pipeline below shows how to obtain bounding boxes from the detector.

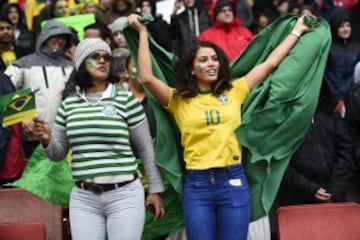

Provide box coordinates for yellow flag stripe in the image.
[3,109,37,127]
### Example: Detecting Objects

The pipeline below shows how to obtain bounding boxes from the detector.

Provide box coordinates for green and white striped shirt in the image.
[55,84,145,180]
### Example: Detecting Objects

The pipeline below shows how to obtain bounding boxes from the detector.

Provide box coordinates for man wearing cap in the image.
[198,0,253,61]
[5,20,74,158]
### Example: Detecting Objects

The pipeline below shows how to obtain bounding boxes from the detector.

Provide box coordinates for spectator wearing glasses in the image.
[32,38,165,240]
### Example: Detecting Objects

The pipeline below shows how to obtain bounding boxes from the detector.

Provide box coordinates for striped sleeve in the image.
[126,92,146,128]
[55,100,67,127]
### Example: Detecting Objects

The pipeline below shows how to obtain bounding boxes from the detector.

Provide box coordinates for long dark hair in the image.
[174,41,232,98]
[0,3,28,30]
[64,60,119,97]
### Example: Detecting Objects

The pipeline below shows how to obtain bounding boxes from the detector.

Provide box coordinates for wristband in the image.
[290,30,301,38]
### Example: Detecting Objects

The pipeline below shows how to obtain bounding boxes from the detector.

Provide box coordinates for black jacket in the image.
[147,16,172,52]
[0,3,35,53]
[345,82,360,167]
[170,7,211,52]
[279,111,353,205]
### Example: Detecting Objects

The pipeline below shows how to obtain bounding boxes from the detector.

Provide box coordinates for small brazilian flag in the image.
[0,88,37,127]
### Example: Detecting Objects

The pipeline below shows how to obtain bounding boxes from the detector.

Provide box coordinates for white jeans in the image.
[69,179,145,240]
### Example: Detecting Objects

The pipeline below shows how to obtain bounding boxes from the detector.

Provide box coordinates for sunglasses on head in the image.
[88,52,112,62]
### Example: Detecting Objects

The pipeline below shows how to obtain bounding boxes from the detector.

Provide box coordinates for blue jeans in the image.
[183,164,251,240]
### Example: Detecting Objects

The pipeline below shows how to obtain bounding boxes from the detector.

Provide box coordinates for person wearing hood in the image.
[198,0,254,62]
[5,20,74,158]
[323,11,360,116]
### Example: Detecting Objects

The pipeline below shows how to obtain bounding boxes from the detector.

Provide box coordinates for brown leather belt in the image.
[75,173,138,194]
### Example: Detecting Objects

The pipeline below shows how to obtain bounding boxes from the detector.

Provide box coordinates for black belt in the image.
[75,173,138,194]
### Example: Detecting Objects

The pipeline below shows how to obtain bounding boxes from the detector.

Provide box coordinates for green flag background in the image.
[9,146,73,207]
[231,15,331,220]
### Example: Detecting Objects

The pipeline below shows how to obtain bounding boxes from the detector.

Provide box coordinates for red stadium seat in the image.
[277,202,360,240]
[0,188,63,240]
[0,222,46,240]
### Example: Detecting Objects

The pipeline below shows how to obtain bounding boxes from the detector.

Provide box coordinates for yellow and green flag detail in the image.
[0,88,37,127]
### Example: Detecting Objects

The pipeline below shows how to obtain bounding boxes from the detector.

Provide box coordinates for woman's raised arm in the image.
[128,14,171,107]
[245,14,312,90]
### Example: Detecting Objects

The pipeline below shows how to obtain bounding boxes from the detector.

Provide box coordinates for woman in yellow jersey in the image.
[128,13,311,240]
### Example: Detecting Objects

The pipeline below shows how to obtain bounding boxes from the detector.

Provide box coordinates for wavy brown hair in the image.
[174,41,232,98]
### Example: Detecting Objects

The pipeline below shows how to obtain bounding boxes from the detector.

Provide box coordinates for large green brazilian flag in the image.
[231,15,331,220]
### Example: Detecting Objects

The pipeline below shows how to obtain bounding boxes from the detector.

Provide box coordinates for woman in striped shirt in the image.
[33,38,165,240]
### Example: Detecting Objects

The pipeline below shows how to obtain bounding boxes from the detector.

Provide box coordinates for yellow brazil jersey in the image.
[167,77,250,169]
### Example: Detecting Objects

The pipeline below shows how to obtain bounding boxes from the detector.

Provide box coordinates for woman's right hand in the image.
[128,14,147,32]
[314,187,331,202]
[33,117,51,148]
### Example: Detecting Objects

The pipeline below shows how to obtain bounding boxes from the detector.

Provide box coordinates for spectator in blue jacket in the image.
[323,11,360,116]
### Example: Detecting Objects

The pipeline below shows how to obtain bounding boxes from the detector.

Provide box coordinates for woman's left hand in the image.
[293,14,316,36]
[145,193,165,220]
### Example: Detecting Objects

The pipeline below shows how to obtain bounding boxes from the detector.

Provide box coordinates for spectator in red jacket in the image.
[198,0,253,62]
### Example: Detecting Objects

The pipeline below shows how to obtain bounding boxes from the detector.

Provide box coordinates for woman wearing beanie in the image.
[128,12,312,240]
[110,17,128,48]
[32,38,165,240]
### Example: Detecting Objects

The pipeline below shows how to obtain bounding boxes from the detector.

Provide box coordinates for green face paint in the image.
[195,65,203,73]
[85,58,97,69]
[130,67,137,82]
[54,1,69,17]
